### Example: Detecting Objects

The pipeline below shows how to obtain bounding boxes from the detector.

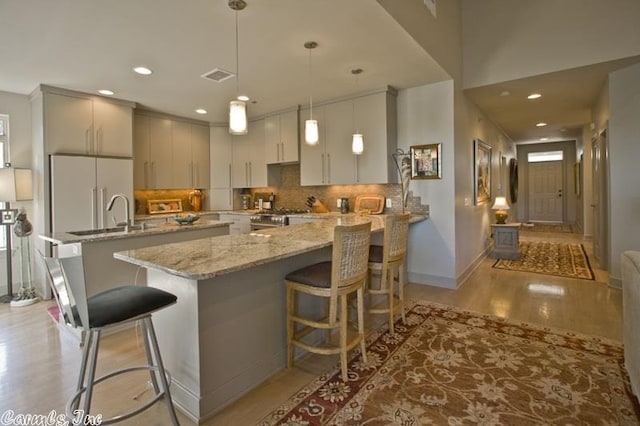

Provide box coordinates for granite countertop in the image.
[135,210,222,221]
[113,214,426,281]
[39,218,233,245]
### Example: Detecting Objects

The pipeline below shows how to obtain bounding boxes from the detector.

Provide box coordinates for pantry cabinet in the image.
[45,90,133,157]
[232,119,267,188]
[265,109,299,164]
[210,126,233,210]
[299,89,397,185]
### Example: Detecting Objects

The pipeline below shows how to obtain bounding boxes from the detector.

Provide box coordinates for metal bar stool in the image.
[40,253,180,425]
[367,213,410,335]
[285,221,371,381]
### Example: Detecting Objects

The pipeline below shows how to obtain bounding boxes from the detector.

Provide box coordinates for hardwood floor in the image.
[0,228,622,425]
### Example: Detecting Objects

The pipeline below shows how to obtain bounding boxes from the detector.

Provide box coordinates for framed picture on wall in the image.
[474,139,492,205]
[410,143,442,179]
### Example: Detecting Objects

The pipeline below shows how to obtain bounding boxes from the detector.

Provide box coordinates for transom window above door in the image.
[528,150,563,162]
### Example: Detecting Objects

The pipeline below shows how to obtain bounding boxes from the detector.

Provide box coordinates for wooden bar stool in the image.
[367,213,411,335]
[285,221,371,381]
[41,254,180,425]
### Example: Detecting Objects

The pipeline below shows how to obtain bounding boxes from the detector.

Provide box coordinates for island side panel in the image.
[147,246,331,421]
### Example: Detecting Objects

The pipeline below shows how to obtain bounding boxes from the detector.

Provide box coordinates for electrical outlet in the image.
[464,197,471,206]
[336,199,341,208]
[386,198,392,208]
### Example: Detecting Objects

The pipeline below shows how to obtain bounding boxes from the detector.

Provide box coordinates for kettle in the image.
[189,189,204,212]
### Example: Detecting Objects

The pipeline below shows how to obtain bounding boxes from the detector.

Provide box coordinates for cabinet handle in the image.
[228,163,232,188]
[327,153,331,184]
[91,187,97,229]
[143,161,149,188]
[321,153,325,184]
[151,162,156,188]
[249,161,253,186]
[281,143,285,162]
[245,162,249,187]
[96,127,101,155]
[85,128,92,154]
[355,156,359,182]
[99,187,106,228]
[275,144,280,162]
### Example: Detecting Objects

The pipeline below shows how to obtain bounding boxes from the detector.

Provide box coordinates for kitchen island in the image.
[40,219,231,297]
[113,214,425,422]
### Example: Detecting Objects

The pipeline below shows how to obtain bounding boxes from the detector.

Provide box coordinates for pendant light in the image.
[351,68,364,155]
[304,41,319,145]
[229,0,248,135]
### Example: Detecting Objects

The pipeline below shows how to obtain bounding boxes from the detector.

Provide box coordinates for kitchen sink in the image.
[68,224,154,236]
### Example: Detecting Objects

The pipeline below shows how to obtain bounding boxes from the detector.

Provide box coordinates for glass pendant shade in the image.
[229,100,248,135]
[305,119,319,145]
[352,133,364,155]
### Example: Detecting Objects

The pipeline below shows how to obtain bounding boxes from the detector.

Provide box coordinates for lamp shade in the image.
[0,168,32,202]
[491,196,510,210]
[229,100,248,135]
[352,133,364,155]
[305,119,319,145]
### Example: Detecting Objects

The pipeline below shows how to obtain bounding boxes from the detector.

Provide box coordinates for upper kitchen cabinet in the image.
[299,88,397,185]
[44,88,134,157]
[172,121,210,188]
[133,114,172,189]
[265,109,299,164]
[232,119,267,188]
[133,111,210,189]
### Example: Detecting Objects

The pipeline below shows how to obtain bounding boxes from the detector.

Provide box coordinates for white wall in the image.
[608,62,640,285]
[462,0,640,88]
[398,81,456,287]
[0,90,34,296]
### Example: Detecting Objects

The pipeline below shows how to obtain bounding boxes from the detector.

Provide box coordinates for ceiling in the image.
[1,0,638,144]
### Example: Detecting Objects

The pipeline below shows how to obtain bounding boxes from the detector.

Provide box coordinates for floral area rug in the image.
[259,301,638,425]
[522,223,574,233]
[493,241,595,280]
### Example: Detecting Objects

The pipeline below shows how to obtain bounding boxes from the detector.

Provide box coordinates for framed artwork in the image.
[410,144,442,179]
[148,199,183,214]
[474,139,492,205]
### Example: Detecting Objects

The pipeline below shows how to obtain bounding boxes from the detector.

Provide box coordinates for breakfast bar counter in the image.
[113,214,425,422]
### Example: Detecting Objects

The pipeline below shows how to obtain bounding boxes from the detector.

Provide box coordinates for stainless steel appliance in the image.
[249,208,309,230]
[253,192,275,211]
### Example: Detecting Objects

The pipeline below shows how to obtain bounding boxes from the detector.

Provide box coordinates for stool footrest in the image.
[66,365,173,425]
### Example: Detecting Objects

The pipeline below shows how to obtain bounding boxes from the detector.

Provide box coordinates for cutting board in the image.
[354,194,385,214]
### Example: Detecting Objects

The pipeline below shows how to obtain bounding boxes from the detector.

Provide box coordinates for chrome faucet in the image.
[107,194,133,232]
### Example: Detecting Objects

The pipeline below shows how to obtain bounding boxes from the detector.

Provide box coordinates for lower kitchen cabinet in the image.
[218,213,251,234]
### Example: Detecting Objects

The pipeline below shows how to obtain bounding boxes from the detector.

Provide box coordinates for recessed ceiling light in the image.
[536,122,547,127]
[133,66,153,75]
[98,89,114,96]
[499,90,511,97]
[540,137,549,141]
[195,108,207,115]
[237,95,250,102]
[528,93,542,100]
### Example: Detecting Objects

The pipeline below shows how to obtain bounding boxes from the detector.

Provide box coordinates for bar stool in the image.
[367,213,411,335]
[285,221,371,381]
[41,254,180,425]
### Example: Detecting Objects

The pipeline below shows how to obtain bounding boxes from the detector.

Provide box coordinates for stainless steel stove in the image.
[249,208,310,230]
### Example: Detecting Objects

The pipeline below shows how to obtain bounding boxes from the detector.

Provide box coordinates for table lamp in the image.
[491,196,510,224]
[0,166,33,303]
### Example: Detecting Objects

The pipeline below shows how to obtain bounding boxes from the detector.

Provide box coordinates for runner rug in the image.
[493,241,595,280]
[259,301,638,425]
[522,223,574,233]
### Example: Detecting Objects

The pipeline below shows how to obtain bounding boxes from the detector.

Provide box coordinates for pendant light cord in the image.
[235,10,240,96]
[309,47,313,120]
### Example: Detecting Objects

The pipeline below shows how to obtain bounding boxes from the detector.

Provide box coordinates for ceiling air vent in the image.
[201,68,235,83]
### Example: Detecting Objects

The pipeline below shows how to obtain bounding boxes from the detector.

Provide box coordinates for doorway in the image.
[591,130,609,270]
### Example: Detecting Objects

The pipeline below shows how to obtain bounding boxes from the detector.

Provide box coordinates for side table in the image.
[491,223,521,260]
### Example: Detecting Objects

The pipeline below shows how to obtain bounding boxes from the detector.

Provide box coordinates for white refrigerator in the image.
[50,155,134,233]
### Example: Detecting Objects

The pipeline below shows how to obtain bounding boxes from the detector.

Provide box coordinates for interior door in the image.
[528,161,564,222]
[592,131,609,269]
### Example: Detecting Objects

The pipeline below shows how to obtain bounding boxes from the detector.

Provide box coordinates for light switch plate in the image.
[386,198,392,208]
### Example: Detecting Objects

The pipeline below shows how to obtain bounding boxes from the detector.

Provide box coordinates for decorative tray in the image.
[148,199,183,214]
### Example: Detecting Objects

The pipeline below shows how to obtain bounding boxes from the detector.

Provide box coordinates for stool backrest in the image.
[383,213,411,263]
[40,253,90,330]
[332,221,372,289]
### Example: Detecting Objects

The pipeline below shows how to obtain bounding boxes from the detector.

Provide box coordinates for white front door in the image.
[528,161,563,222]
